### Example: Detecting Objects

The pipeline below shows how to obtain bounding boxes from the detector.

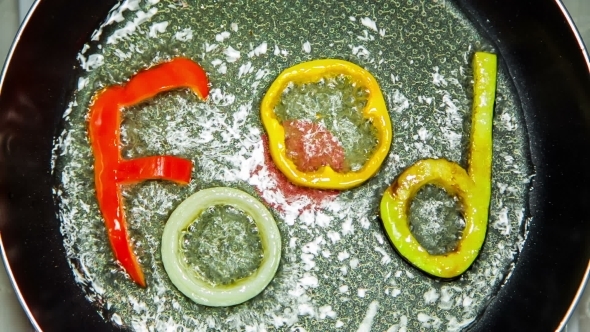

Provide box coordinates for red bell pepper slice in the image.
[88,58,209,287]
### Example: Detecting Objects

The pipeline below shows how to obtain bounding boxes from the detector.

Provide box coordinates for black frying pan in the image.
[0,0,589,331]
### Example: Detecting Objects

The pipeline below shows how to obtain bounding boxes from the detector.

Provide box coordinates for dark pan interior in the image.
[0,0,589,331]
[459,1,590,330]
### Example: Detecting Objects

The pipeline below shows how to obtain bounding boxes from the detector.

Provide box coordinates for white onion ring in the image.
[161,187,281,306]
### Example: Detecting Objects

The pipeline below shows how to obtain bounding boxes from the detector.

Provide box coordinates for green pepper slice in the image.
[380,52,497,278]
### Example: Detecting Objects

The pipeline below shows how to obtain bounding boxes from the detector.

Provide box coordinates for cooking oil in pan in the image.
[53,0,532,330]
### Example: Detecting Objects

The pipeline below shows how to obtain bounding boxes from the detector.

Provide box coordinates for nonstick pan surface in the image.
[0,0,589,331]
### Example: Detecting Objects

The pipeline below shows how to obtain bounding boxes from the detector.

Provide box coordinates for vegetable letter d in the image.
[380,52,497,278]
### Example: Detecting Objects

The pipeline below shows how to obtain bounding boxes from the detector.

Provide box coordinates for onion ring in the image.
[161,187,281,306]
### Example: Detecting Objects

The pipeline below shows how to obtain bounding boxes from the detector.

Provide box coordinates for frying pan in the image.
[0,0,589,331]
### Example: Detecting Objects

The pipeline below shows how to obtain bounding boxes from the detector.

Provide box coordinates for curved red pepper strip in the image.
[88,58,209,287]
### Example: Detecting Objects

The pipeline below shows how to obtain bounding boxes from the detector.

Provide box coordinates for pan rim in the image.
[554,0,590,328]
[556,0,590,73]
[0,0,589,330]
[0,0,45,330]
[0,235,42,331]
[538,1,589,330]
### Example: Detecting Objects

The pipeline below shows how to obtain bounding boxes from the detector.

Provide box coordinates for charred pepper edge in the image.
[88,57,210,287]
[380,52,497,278]
[261,59,393,190]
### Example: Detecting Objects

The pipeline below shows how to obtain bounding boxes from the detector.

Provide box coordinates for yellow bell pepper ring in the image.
[260,59,393,190]
[380,52,497,278]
